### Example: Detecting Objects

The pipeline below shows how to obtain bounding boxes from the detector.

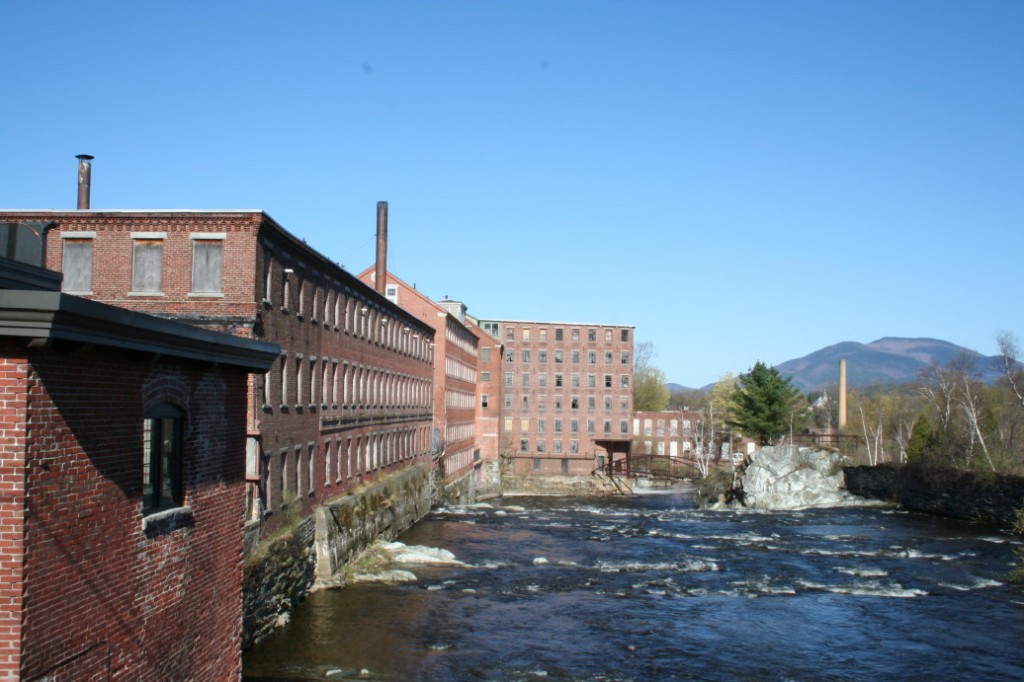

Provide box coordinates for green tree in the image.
[905,414,934,463]
[728,361,807,445]
[633,341,670,411]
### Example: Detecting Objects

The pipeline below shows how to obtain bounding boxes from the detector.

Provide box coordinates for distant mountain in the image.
[774,337,1005,393]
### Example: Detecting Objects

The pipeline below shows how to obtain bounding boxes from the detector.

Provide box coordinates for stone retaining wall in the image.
[244,463,432,648]
[313,463,432,582]
[845,464,1024,528]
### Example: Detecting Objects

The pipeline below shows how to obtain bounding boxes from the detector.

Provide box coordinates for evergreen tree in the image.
[728,361,807,445]
[905,414,934,463]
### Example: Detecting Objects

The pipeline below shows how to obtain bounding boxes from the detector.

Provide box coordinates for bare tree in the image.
[998,331,1024,413]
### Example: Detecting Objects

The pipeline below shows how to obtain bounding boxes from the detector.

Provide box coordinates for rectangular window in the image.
[605,375,613,388]
[533,458,542,471]
[553,440,562,454]
[539,350,548,363]
[555,374,563,387]
[504,372,514,387]
[554,419,563,433]
[588,396,596,409]
[620,420,629,434]
[505,350,514,363]
[605,351,613,364]
[522,396,529,409]
[537,440,546,453]
[561,458,569,473]
[537,419,546,434]
[605,329,613,342]
[132,238,163,293]
[588,374,596,388]
[604,420,612,434]
[481,371,490,382]
[538,373,547,388]
[571,329,580,342]
[587,420,595,434]
[570,440,579,454]
[504,395,513,408]
[481,348,491,363]
[506,327,515,341]
[520,417,529,431]
[482,394,489,408]
[621,351,629,365]
[571,397,579,409]
[520,439,529,453]
[621,375,630,388]
[621,329,629,342]
[142,406,183,513]
[504,417,513,432]
[588,329,596,342]
[604,397,612,410]
[571,419,579,433]
[539,329,547,341]
[555,350,564,364]
[588,351,596,364]
[522,350,531,363]
[555,328,563,341]
[191,237,223,294]
[522,373,530,387]
[572,351,580,364]
[523,329,531,341]
[571,373,580,388]
[61,237,93,292]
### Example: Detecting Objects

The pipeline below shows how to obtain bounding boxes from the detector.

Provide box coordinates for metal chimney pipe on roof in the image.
[375,201,388,295]
[76,154,94,210]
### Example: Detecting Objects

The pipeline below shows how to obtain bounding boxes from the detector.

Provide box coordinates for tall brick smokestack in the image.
[76,154,94,210]
[838,358,848,430]
[375,201,388,294]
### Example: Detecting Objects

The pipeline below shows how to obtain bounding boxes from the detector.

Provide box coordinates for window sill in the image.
[63,290,94,296]
[188,292,225,298]
[143,505,194,537]
[129,291,165,297]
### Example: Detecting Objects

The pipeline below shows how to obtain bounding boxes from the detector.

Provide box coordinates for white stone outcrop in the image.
[739,446,870,510]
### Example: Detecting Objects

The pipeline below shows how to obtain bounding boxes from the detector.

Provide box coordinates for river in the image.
[244,488,1024,681]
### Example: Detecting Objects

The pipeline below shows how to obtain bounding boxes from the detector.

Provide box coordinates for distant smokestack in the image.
[838,359,848,430]
[76,154,94,210]
[375,201,388,295]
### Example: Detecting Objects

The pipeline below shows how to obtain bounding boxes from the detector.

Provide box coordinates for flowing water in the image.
[244,488,1024,681]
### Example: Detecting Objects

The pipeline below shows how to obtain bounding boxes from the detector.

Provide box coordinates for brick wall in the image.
[3,340,251,681]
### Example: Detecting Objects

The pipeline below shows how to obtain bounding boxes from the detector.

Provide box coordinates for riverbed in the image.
[244,488,1024,681]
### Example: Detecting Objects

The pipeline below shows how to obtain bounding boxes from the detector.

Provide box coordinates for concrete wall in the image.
[845,464,1024,527]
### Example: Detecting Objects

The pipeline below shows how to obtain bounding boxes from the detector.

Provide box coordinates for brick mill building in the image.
[0,221,277,679]
[0,207,437,538]
[358,267,485,497]
[472,318,635,476]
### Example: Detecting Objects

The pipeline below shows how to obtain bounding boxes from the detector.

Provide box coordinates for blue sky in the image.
[4,1,1022,388]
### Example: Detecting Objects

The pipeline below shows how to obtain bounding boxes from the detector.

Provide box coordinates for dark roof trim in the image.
[0,291,279,370]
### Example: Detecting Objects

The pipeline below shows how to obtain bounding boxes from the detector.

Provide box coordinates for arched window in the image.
[143,403,184,513]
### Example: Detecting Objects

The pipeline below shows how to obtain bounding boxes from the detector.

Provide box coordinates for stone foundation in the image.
[845,464,1024,527]
[243,463,432,648]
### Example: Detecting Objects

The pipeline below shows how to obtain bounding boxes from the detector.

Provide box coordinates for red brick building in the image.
[0,222,277,679]
[357,269,482,494]
[472,318,635,476]
[0,210,436,535]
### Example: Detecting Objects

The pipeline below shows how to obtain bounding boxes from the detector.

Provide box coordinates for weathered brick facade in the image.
[357,270,481,490]
[472,318,635,476]
[0,273,276,679]
[0,211,436,535]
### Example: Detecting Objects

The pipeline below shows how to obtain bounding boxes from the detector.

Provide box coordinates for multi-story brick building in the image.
[0,209,436,535]
[0,221,277,680]
[633,409,701,457]
[472,318,635,476]
[358,268,483,496]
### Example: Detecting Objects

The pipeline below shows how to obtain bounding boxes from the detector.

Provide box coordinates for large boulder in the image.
[739,446,868,510]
